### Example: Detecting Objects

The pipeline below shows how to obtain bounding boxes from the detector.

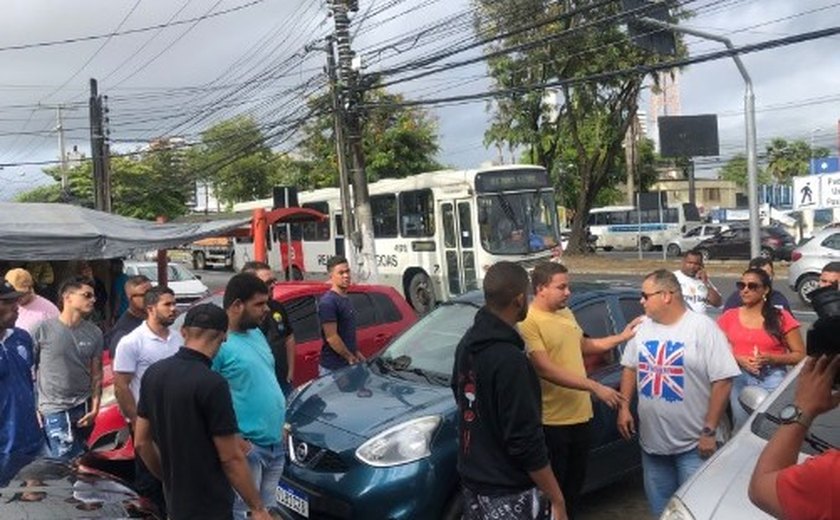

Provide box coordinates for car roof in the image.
[450,281,639,307]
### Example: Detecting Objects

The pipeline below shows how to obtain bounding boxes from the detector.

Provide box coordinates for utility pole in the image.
[57,105,68,189]
[330,0,379,283]
[89,78,112,212]
[325,35,357,273]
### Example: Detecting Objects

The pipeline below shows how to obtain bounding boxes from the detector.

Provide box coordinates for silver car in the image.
[665,224,728,257]
[662,360,838,520]
[787,228,840,304]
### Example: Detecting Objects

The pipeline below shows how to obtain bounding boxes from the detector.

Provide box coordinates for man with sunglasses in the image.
[105,275,152,358]
[617,270,739,516]
[32,276,104,460]
[673,249,722,314]
[240,261,296,396]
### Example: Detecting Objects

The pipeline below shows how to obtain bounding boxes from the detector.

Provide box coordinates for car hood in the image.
[676,430,775,519]
[0,455,159,518]
[288,363,453,446]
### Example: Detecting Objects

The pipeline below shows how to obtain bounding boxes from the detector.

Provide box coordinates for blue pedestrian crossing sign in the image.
[811,157,840,174]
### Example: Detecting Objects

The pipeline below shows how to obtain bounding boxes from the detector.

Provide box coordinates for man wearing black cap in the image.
[133,304,271,520]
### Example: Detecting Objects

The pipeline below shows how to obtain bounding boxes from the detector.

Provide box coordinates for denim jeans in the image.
[42,402,92,461]
[641,448,705,517]
[233,441,285,519]
[730,367,786,431]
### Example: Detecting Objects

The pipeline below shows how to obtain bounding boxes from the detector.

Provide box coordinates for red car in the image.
[86,281,418,461]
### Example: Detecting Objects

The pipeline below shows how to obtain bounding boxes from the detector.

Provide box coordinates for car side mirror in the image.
[739,386,769,415]
[195,274,202,280]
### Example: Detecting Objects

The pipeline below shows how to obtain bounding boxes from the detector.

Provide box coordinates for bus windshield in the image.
[478,190,559,255]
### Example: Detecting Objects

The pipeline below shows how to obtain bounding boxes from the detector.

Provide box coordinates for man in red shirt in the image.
[749,355,839,519]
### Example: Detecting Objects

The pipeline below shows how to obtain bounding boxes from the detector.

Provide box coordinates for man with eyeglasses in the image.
[617,269,739,516]
[673,249,722,314]
[4,268,59,334]
[240,261,296,396]
[32,276,105,460]
[105,275,152,358]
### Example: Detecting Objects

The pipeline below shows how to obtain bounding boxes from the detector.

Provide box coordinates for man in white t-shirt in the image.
[114,285,182,514]
[617,269,739,517]
[673,249,722,314]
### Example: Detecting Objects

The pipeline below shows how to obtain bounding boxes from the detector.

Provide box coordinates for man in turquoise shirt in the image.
[213,274,286,519]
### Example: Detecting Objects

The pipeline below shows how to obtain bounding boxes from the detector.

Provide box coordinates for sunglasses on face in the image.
[641,290,669,301]
[75,291,95,300]
[736,281,763,292]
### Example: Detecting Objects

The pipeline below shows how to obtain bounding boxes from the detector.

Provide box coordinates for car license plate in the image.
[277,482,309,518]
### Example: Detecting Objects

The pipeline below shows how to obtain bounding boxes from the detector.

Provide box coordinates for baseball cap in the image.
[5,268,34,292]
[182,303,228,331]
[0,280,25,301]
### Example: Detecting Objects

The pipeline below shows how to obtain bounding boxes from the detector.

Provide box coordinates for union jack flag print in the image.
[638,339,685,402]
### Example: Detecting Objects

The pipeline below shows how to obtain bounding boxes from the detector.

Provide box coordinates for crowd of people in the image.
[1,250,837,520]
[454,253,839,520]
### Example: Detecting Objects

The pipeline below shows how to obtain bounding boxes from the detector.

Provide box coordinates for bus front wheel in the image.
[406,271,435,315]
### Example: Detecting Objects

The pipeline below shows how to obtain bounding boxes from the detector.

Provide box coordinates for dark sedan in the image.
[695,224,796,262]
[277,284,644,520]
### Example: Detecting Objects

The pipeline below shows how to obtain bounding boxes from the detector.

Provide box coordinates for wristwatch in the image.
[700,426,716,437]
[779,405,814,429]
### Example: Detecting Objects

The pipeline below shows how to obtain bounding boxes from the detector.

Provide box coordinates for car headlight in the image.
[100,385,117,408]
[660,496,695,520]
[355,415,441,467]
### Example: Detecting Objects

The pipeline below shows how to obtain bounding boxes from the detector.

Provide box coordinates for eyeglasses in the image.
[736,281,763,292]
[641,290,669,301]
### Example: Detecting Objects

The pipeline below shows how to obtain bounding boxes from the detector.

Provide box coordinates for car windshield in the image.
[478,190,559,255]
[136,264,196,282]
[376,302,478,383]
[752,376,839,455]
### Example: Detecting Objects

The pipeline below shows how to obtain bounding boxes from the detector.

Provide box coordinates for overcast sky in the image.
[0,0,838,199]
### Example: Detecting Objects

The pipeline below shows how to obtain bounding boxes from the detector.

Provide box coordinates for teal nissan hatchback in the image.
[277,285,644,519]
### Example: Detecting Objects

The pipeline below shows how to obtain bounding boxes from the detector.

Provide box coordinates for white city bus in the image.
[586,203,701,252]
[234,165,561,313]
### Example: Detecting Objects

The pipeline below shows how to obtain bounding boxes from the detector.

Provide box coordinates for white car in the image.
[666,224,729,257]
[787,227,840,304]
[123,261,209,309]
[662,357,837,520]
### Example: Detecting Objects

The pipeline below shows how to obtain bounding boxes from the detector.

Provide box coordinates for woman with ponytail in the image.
[717,268,805,430]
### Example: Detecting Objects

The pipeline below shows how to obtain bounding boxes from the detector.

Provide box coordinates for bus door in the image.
[440,200,478,297]
[333,211,346,258]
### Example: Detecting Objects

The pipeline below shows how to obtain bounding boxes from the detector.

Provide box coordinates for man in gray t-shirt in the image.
[617,269,739,517]
[33,277,104,461]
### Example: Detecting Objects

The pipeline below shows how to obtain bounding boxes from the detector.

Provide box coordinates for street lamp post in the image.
[640,18,761,258]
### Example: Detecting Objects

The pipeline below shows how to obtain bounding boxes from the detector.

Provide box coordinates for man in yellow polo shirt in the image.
[519,262,641,519]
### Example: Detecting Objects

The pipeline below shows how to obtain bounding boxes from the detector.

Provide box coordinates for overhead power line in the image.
[0,0,267,53]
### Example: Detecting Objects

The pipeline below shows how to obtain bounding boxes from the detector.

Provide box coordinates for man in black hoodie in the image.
[452,261,567,520]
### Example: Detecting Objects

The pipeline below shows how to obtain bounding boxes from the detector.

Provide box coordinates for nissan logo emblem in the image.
[295,442,309,461]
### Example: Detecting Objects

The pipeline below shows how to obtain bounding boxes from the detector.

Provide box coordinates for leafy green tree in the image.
[295,88,443,190]
[720,153,771,188]
[764,138,829,184]
[19,151,193,220]
[474,0,687,253]
[187,116,276,206]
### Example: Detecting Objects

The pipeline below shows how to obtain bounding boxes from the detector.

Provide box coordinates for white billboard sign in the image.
[820,172,840,209]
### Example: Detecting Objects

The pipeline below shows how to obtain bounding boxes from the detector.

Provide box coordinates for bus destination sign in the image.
[475,169,549,192]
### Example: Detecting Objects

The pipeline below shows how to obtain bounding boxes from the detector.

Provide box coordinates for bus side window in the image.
[399,189,435,238]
